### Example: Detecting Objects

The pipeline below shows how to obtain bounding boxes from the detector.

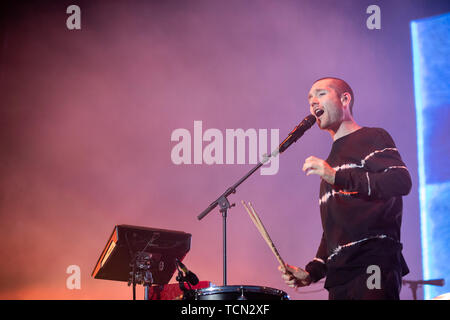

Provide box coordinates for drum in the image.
[184,285,290,300]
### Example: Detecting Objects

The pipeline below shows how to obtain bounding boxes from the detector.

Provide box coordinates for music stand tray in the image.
[92,224,192,285]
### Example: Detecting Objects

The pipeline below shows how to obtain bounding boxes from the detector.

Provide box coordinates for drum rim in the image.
[195,285,288,296]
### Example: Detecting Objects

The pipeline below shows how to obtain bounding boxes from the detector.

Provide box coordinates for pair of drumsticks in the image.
[240,201,287,271]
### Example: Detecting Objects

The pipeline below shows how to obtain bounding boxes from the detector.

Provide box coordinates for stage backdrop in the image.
[1,0,450,300]
[411,11,450,299]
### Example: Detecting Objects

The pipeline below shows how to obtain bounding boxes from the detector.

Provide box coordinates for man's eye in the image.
[319,92,326,96]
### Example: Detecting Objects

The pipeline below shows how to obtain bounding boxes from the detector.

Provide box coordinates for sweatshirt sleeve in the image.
[333,129,412,200]
[305,232,328,282]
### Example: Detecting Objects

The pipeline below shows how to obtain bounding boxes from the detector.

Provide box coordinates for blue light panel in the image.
[411,12,450,300]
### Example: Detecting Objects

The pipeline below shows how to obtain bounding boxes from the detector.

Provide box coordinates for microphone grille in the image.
[304,114,317,126]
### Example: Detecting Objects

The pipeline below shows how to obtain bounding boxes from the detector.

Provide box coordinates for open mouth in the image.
[315,109,324,117]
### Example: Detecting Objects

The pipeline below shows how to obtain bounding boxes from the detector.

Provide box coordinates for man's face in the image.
[307,79,344,131]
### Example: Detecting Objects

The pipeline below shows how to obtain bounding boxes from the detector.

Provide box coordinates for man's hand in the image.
[302,156,336,185]
[278,264,312,288]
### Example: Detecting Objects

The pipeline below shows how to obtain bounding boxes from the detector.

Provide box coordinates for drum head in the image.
[185,285,289,300]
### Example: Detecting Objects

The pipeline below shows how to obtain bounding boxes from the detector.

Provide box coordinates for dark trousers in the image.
[327,267,402,300]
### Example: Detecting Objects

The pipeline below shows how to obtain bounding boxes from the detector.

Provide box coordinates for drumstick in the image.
[241,201,286,269]
[241,201,298,289]
[247,202,287,268]
[241,201,267,246]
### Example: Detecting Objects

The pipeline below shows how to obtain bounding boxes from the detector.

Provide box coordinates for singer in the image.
[279,77,412,300]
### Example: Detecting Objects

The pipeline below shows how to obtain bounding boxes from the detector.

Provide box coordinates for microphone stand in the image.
[404,280,419,301]
[402,279,445,300]
[197,114,316,287]
[197,152,277,286]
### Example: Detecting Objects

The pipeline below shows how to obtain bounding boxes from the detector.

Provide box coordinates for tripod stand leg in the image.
[223,209,227,286]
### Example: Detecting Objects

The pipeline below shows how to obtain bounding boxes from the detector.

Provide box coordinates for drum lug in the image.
[237,286,247,300]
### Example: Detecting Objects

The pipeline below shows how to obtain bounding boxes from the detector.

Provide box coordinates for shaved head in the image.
[313,77,354,114]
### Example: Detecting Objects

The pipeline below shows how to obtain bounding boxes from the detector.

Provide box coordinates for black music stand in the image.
[92,224,192,300]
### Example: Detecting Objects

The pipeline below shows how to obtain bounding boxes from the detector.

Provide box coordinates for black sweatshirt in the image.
[305,127,411,288]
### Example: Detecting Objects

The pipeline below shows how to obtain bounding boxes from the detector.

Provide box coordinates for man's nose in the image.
[310,100,319,108]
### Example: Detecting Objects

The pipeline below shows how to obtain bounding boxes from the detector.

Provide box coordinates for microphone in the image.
[278,113,318,154]
[175,258,199,286]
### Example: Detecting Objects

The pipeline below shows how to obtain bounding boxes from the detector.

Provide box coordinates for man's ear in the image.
[341,92,351,108]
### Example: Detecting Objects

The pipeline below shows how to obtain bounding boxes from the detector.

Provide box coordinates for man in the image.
[279,77,411,300]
